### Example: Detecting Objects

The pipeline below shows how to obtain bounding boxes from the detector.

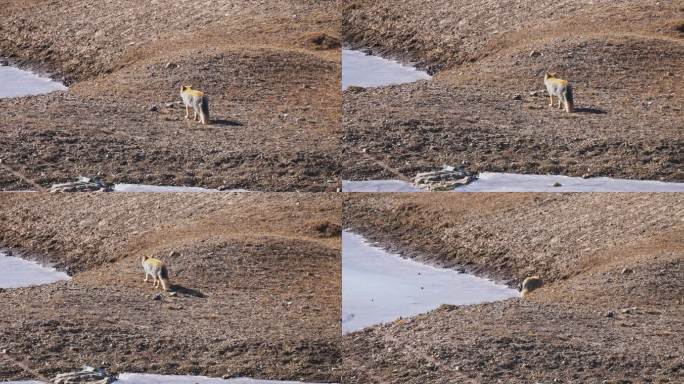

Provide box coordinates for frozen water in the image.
[342,179,422,192]
[457,172,684,192]
[342,173,684,192]
[0,251,70,288]
[0,65,67,98]
[113,184,247,192]
[342,231,518,333]
[342,49,431,90]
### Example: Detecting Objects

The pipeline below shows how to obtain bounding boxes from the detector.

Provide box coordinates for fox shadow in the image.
[574,107,607,114]
[171,284,206,298]
[211,118,243,126]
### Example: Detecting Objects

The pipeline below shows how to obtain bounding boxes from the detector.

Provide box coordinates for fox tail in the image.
[159,266,170,291]
[200,96,210,124]
[563,84,574,113]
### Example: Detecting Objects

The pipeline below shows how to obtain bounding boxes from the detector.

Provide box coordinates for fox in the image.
[544,72,574,113]
[520,276,543,297]
[141,255,171,291]
[180,85,210,125]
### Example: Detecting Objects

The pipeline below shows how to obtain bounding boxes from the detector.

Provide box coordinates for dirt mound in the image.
[343,1,681,72]
[342,193,684,383]
[0,193,341,382]
[0,1,341,191]
[342,1,683,182]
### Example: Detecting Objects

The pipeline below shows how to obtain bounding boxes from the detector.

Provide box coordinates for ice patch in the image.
[342,49,431,90]
[0,251,70,288]
[458,172,684,192]
[0,65,67,98]
[342,231,518,333]
[342,173,684,192]
[341,179,422,192]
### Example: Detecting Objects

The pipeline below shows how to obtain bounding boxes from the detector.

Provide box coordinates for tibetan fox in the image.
[180,85,210,124]
[520,276,543,297]
[544,73,574,113]
[141,255,170,291]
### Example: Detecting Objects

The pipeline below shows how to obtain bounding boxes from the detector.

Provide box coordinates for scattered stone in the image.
[529,50,542,58]
[621,267,634,275]
[165,62,177,69]
[529,90,539,97]
[552,182,562,187]
[153,293,163,301]
[149,105,159,112]
[50,177,113,193]
[346,86,366,93]
[53,367,114,384]
[169,251,181,258]
[512,94,522,100]
[165,102,175,108]
[169,291,177,297]
[606,311,615,318]
[582,173,592,179]
[414,166,477,191]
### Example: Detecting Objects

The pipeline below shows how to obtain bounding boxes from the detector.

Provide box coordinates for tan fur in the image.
[521,276,543,297]
[544,73,574,113]
[142,255,170,291]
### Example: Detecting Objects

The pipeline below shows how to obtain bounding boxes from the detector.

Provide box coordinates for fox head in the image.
[141,255,149,264]
[181,85,193,92]
[544,72,558,80]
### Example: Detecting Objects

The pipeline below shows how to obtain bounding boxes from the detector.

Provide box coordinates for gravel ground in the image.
[0,0,342,191]
[0,193,341,382]
[342,1,683,182]
[342,193,684,383]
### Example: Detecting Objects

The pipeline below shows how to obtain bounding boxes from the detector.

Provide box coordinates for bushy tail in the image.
[159,266,170,291]
[201,96,210,124]
[563,85,574,113]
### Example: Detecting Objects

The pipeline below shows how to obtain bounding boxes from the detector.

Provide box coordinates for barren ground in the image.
[342,1,683,182]
[0,193,341,382]
[0,0,342,191]
[342,193,683,383]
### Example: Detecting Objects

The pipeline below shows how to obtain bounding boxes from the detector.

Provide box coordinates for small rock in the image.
[621,268,634,275]
[169,291,177,297]
[165,62,177,69]
[529,91,539,97]
[582,173,592,179]
[512,94,522,100]
[165,102,175,108]
[552,182,562,187]
[606,311,615,318]
[153,293,163,301]
[149,105,159,112]
[529,50,542,58]
[169,251,181,258]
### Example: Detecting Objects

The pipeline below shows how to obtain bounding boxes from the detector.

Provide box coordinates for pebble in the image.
[621,268,634,274]
[606,311,615,318]
[153,293,163,301]
[552,182,562,187]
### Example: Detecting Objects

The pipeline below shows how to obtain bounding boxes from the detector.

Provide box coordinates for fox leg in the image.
[185,105,190,119]
[548,95,554,107]
[557,97,563,109]
[194,109,199,121]
[144,271,150,283]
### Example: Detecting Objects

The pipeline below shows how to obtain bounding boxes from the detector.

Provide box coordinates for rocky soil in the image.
[342,1,683,182]
[0,0,341,191]
[0,193,341,382]
[342,193,684,383]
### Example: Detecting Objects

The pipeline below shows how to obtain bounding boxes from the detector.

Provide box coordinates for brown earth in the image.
[342,193,684,383]
[0,193,341,382]
[342,1,683,182]
[0,0,342,192]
